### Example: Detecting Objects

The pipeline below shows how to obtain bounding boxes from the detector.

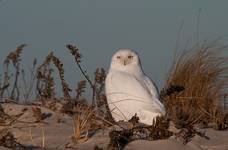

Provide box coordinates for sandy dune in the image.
[1,103,228,150]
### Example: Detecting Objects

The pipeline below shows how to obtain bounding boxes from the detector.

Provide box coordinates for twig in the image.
[41,125,45,148]
[29,127,36,146]
[66,45,96,105]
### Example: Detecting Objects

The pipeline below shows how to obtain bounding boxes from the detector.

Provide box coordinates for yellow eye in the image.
[117,56,121,59]
[128,55,133,59]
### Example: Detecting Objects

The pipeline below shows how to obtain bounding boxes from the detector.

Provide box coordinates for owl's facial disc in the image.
[116,53,135,66]
[111,49,141,70]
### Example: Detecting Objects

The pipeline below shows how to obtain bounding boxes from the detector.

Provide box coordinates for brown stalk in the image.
[22,58,37,102]
[65,45,96,105]
[36,52,55,100]
[37,52,72,102]
[51,54,72,100]
[75,80,86,102]
[0,44,26,101]
[162,39,228,129]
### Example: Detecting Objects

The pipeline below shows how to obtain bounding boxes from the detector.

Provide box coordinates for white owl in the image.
[105,49,165,125]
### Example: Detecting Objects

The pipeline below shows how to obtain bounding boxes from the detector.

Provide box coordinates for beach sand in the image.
[1,103,228,150]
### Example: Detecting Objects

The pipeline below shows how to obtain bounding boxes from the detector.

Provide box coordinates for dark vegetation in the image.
[0,129,26,150]
[0,40,228,149]
[162,39,228,129]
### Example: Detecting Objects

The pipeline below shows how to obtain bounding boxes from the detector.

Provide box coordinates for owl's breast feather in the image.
[105,71,153,100]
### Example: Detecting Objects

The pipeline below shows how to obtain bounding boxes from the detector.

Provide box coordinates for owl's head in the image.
[110,49,142,72]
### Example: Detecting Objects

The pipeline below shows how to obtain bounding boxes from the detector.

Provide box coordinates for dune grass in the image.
[162,39,228,129]
[0,40,228,149]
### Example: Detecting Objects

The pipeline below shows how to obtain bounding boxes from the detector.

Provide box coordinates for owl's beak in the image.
[123,60,126,66]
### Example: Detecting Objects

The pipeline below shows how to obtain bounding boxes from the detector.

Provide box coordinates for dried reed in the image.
[0,44,26,101]
[36,52,55,100]
[162,39,228,129]
[66,45,95,104]
[36,52,72,102]
[22,58,37,102]
[75,80,86,101]
[66,44,113,123]
[71,104,93,143]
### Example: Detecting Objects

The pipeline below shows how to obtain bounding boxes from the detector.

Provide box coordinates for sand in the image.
[0,103,228,150]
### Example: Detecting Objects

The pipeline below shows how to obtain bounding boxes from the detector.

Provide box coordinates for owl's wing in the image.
[143,75,165,113]
[143,76,159,98]
[106,71,163,112]
[106,71,166,123]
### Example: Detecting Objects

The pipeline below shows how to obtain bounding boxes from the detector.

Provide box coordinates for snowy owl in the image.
[105,49,165,125]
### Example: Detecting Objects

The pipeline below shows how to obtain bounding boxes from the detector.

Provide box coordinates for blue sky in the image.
[0,0,228,97]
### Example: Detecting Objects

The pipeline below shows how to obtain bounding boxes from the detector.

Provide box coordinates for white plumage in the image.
[105,49,165,125]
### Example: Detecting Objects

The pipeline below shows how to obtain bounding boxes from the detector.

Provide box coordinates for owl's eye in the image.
[128,55,133,59]
[117,56,121,59]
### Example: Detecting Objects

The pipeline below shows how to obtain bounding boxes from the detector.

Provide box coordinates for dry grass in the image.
[1,40,228,149]
[75,80,86,101]
[0,129,25,149]
[66,44,113,122]
[0,105,7,120]
[37,52,72,103]
[51,54,72,100]
[28,125,46,149]
[69,101,113,147]
[21,58,37,103]
[107,116,173,150]
[71,109,92,143]
[162,39,228,129]
[66,45,96,106]
[36,52,56,100]
[0,44,26,101]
